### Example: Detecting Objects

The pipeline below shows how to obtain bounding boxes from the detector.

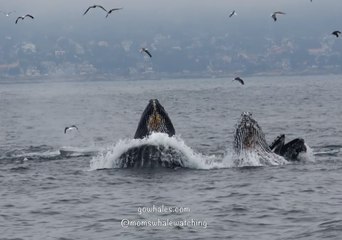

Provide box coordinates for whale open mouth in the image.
[233,112,270,154]
[270,135,307,161]
[148,111,163,133]
[134,99,175,139]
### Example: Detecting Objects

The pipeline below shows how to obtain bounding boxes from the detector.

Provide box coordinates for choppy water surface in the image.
[1,76,342,239]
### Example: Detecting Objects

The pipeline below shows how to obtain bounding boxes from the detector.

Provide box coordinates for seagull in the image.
[15,14,34,24]
[64,125,79,134]
[1,10,15,17]
[140,48,152,58]
[83,5,107,16]
[229,10,237,18]
[271,11,286,22]
[332,31,341,38]
[233,77,244,85]
[106,8,123,18]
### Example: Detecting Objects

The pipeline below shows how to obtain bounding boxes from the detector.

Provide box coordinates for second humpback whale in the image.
[233,112,287,166]
[118,99,184,168]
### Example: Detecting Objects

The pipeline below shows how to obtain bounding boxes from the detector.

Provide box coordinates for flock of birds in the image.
[1,6,153,60]
[228,9,286,22]
[228,5,341,85]
[1,3,341,86]
[0,3,340,132]
[82,4,123,18]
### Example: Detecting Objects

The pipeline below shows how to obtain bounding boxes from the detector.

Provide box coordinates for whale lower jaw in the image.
[118,144,184,169]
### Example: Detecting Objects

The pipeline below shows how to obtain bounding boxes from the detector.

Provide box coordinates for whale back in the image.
[134,99,175,139]
[233,112,271,154]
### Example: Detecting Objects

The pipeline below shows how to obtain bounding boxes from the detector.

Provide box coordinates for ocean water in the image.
[1,75,342,239]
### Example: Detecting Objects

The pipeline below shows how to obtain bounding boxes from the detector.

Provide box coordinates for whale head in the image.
[134,99,175,139]
[233,112,270,154]
[269,134,307,161]
[281,138,307,161]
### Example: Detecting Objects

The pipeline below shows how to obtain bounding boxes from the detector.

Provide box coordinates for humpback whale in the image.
[233,112,287,166]
[119,99,183,168]
[269,134,307,161]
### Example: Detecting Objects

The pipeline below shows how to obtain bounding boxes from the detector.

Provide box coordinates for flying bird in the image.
[83,5,107,15]
[233,77,244,85]
[64,125,79,134]
[332,31,341,38]
[229,10,237,18]
[15,14,34,24]
[140,48,152,58]
[271,11,286,22]
[106,8,123,18]
[1,10,15,17]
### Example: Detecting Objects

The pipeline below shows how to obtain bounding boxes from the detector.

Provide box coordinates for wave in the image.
[313,145,341,157]
[59,146,100,158]
[0,145,101,164]
[0,145,60,163]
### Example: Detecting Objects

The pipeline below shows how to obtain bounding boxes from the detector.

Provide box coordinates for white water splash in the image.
[89,133,316,170]
[223,148,289,167]
[298,144,315,162]
[89,133,227,170]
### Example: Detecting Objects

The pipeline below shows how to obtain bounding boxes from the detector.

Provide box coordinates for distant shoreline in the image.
[0,71,341,84]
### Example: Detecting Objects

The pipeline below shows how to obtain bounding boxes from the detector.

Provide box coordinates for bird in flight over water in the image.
[83,5,107,15]
[229,10,237,18]
[15,14,34,24]
[106,8,123,18]
[140,48,152,58]
[233,77,244,85]
[332,31,341,38]
[1,10,15,17]
[64,125,79,134]
[271,11,286,22]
